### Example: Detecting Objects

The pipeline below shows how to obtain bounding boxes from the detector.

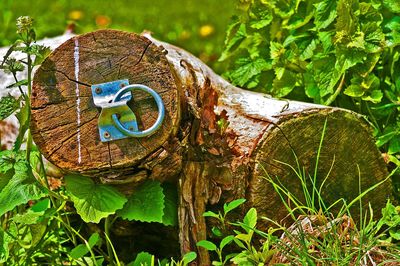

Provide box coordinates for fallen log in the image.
[29,30,391,265]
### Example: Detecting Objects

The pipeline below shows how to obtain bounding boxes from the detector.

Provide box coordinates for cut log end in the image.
[31,30,179,174]
[249,108,391,227]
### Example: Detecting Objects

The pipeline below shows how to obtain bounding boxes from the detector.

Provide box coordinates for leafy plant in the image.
[199,199,277,265]
[65,174,127,223]
[221,0,400,169]
[0,150,46,216]
[378,200,400,241]
[203,198,246,232]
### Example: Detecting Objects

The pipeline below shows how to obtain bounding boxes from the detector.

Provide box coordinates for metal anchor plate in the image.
[91,79,165,142]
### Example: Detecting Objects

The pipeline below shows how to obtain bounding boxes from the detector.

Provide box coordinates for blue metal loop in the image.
[111,84,165,138]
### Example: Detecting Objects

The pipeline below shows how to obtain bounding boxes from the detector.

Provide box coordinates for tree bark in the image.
[31,30,391,265]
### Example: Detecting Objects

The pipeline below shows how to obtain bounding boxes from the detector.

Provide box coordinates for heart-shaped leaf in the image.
[65,174,127,223]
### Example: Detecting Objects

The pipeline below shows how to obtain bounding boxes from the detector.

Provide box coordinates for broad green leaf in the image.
[233,237,246,249]
[118,180,164,223]
[243,208,257,231]
[270,42,285,62]
[196,240,217,251]
[364,24,385,53]
[241,33,264,59]
[379,201,400,228]
[0,165,14,191]
[223,198,246,214]
[0,159,45,216]
[161,183,178,226]
[228,57,272,87]
[65,174,127,223]
[211,226,223,237]
[388,136,400,154]
[283,33,309,47]
[219,21,247,61]
[87,232,101,247]
[230,250,253,265]
[70,233,101,259]
[70,245,90,260]
[376,131,398,147]
[274,67,285,80]
[344,85,364,97]
[220,235,235,250]
[12,209,45,225]
[318,31,334,52]
[362,90,383,103]
[182,251,197,264]
[383,0,400,13]
[272,0,295,18]
[31,198,50,212]
[128,251,154,266]
[345,74,380,100]
[300,39,317,61]
[235,233,252,243]
[314,0,337,30]
[0,95,19,120]
[389,229,400,240]
[272,69,297,97]
[0,228,10,262]
[336,48,366,73]
[304,72,320,101]
[75,257,104,266]
[385,16,400,32]
[250,5,272,29]
[335,0,358,39]
[0,150,14,172]
[384,16,400,46]
[310,55,340,97]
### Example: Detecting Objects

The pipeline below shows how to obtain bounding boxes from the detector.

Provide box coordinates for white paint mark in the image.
[74,38,82,164]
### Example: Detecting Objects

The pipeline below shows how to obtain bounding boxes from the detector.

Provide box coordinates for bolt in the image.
[95,87,102,94]
[129,127,134,131]
[103,131,111,139]
[120,83,126,88]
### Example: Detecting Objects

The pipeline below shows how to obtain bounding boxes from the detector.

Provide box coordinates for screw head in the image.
[103,131,111,139]
[120,83,126,88]
[95,87,102,94]
[129,127,134,131]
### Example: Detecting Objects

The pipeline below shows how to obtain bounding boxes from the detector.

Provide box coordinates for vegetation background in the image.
[0,0,235,72]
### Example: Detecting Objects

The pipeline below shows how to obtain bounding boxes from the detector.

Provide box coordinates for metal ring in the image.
[111,84,165,138]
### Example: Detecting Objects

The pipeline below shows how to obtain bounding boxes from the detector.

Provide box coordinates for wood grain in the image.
[31,30,179,174]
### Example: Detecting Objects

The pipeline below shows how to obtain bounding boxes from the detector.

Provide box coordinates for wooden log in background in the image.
[28,30,391,265]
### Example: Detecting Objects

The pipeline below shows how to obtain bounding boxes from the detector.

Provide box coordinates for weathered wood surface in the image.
[19,30,393,265]
[31,30,179,174]
[0,32,75,150]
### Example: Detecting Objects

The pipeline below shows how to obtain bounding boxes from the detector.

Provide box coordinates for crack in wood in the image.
[133,42,152,67]
[107,142,113,168]
[41,68,91,87]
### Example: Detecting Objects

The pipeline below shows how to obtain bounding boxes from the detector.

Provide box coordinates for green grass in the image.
[0,0,236,72]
